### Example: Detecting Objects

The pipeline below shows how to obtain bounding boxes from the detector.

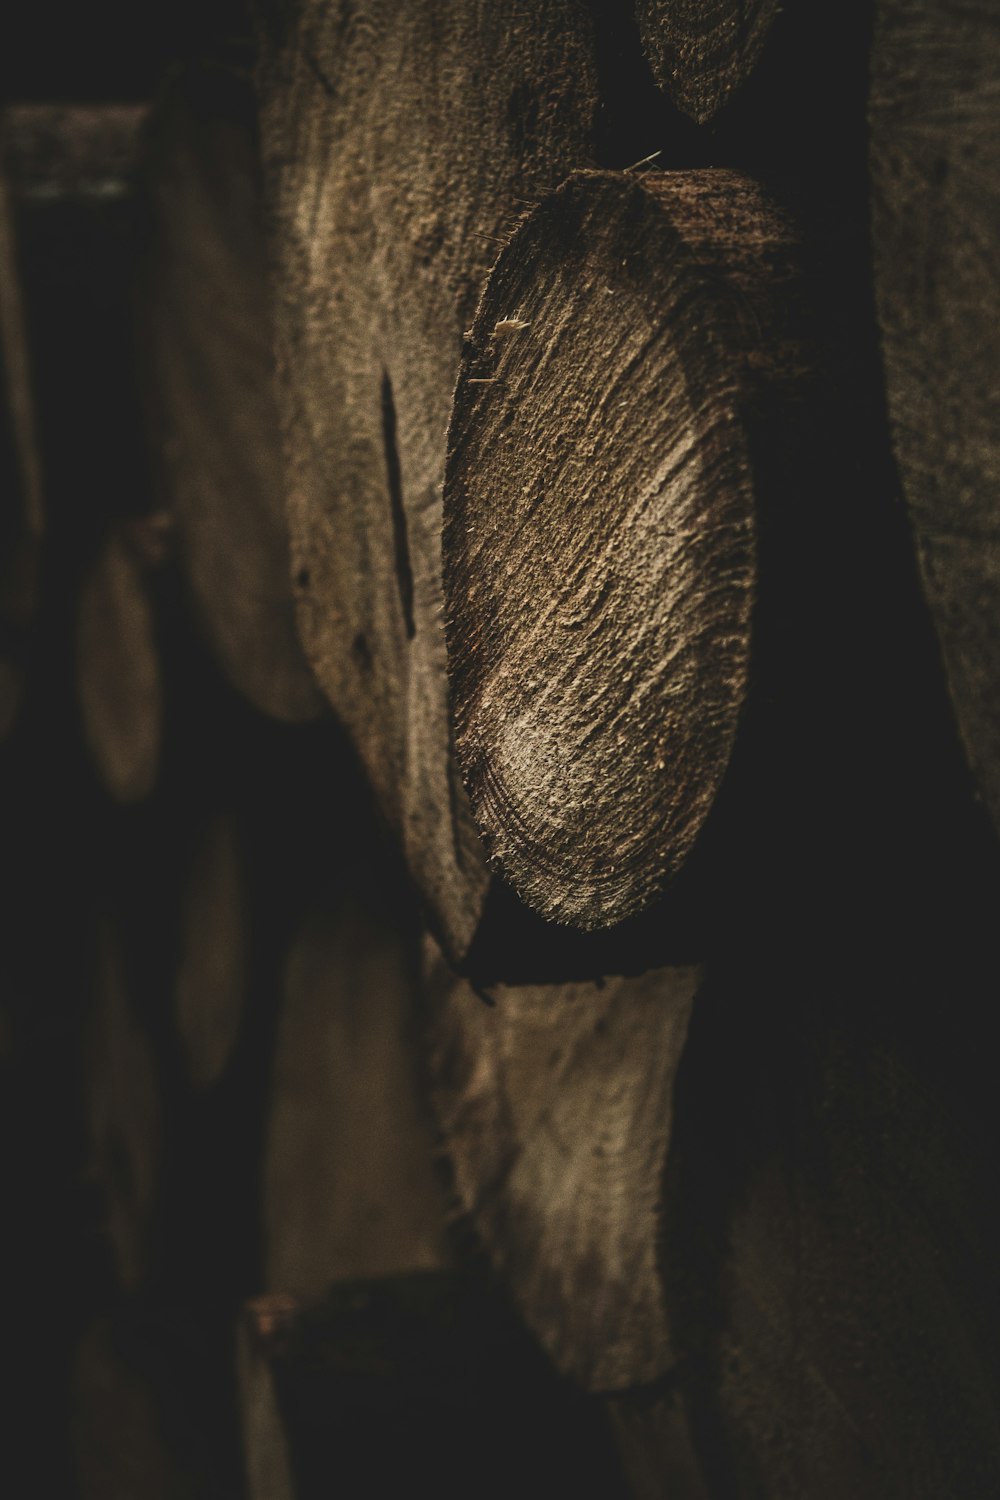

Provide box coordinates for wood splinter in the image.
[444,168,803,931]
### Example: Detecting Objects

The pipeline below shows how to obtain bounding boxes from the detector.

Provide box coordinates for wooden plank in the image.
[424,935,701,1390]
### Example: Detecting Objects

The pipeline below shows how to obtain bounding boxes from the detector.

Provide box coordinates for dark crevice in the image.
[380,368,416,641]
[585,0,710,171]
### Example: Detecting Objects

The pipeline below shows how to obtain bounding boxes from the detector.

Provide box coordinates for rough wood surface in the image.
[256,1,599,961]
[174,812,247,1091]
[83,920,161,1294]
[424,935,701,1390]
[636,0,782,125]
[76,525,162,804]
[137,63,322,724]
[871,0,1000,831]
[263,887,449,1294]
[445,169,800,930]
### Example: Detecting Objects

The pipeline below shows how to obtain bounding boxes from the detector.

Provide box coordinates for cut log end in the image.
[444,169,798,931]
[424,935,701,1391]
[636,0,782,124]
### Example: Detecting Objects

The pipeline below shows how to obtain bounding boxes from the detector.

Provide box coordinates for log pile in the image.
[2,4,1000,1499]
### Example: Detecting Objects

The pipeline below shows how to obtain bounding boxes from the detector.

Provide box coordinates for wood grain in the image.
[137,63,322,724]
[76,526,162,804]
[636,0,782,125]
[424,935,701,1390]
[445,169,801,930]
[871,0,1000,832]
[256,0,599,962]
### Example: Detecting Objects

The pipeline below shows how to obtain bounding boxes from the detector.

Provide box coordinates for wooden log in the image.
[174,812,247,1091]
[870,1,1000,833]
[83,918,161,1294]
[136,63,323,724]
[635,0,782,125]
[76,523,163,804]
[256,1,600,963]
[238,1275,632,1500]
[444,169,802,930]
[423,935,702,1390]
[262,886,449,1294]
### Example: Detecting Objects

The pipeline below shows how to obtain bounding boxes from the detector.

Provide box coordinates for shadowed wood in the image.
[0,162,43,739]
[445,169,798,930]
[263,888,449,1294]
[76,526,162,804]
[72,1319,193,1500]
[871,0,1000,831]
[238,1299,295,1500]
[256,0,599,962]
[137,64,322,724]
[84,920,161,1294]
[424,935,701,1390]
[174,813,247,1091]
[636,0,782,125]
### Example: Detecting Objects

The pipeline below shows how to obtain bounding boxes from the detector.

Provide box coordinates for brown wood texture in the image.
[76,525,163,803]
[255,0,600,963]
[424,935,701,1390]
[871,0,1000,833]
[263,887,449,1294]
[173,812,247,1091]
[137,64,322,724]
[445,169,801,930]
[636,0,782,125]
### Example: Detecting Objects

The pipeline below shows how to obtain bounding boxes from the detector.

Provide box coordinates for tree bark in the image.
[444,168,803,930]
[870,0,1000,832]
[255,0,600,964]
[423,934,701,1390]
